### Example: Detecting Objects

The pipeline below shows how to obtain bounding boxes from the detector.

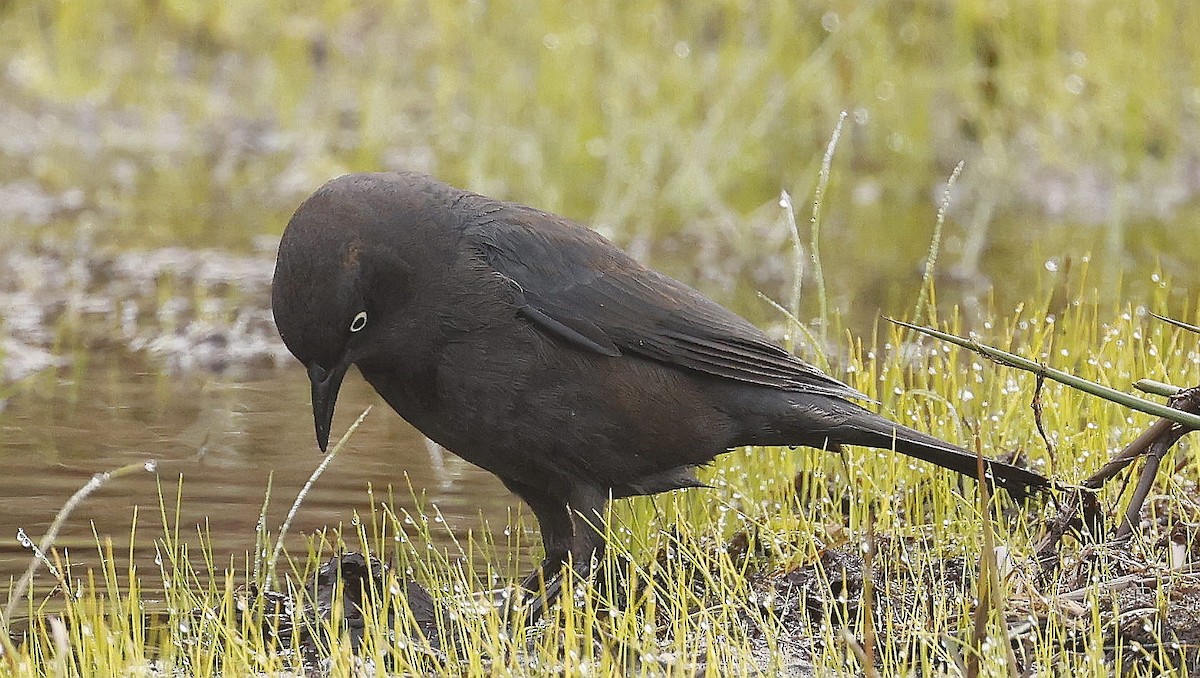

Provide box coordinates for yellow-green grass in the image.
[3,0,1198,357]
[3,275,1197,676]
[2,0,1197,253]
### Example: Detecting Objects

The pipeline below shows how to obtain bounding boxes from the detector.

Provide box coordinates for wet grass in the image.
[1,1,1199,324]
[3,273,1199,675]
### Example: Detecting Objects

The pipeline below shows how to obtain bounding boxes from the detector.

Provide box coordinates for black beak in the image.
[308,362,348,452]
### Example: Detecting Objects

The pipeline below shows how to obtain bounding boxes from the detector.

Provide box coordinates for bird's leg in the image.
[538,486,609,611]
[498,477,575,620]
[566,486,608,581]
[508,480,609,624]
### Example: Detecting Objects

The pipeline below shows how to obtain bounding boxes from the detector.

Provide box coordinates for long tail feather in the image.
[830,406,1049,500]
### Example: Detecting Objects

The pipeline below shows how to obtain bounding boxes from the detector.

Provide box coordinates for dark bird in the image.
[271,171,1048,613]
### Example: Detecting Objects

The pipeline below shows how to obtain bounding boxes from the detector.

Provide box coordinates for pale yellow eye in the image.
[349,311,368,332]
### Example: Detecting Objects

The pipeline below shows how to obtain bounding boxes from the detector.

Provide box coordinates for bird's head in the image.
[271,172,444,451]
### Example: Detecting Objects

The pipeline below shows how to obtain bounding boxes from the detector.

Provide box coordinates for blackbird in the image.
[271,171,1047,612]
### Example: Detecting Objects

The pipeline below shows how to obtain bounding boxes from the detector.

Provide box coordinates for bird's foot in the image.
[505,554,599,628]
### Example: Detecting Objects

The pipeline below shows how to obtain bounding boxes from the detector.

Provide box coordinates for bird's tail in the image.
[825,404,1049,500]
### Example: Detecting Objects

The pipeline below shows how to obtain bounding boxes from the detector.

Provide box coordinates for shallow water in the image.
[0,350,524,605]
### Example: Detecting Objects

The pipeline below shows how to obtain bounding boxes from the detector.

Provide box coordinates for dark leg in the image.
[498,477,573,614]
[565,484,608,572]
[499,478,611,622]
[524,485,610,620]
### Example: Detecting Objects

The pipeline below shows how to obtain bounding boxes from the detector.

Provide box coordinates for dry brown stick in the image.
[1034,387,1200,563]
[1055,562,1200,604]
[1114,424,1190,540]
[1031,373,1056,464]
[1150,312,1200,334]
[1082,416,1181,490]
[1033,488,1099,568]
[861,511,878,678]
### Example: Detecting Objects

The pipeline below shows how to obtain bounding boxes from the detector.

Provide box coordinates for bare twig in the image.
[3,460,157,623]
[1082,389,1200,489]
[885,318,1200,430]
[1113,432,1184,540]
[1134,379,1185,398]
[861,511,878,678]
[266,407,371,589]
[1035,388,1200,562]
[1150,312,1200,334]
[1031,373,1056,465]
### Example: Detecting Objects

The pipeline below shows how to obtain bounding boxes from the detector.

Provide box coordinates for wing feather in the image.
[465,203,865,401]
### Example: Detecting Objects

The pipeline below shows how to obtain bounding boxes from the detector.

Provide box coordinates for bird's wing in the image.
[465,203,866,400]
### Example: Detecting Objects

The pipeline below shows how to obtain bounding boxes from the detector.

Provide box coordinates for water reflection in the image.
[0,351,523,600]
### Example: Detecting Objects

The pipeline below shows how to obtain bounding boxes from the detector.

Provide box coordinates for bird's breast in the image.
[360,317,742,487]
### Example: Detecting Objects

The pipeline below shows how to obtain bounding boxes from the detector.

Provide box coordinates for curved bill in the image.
[308,362,349,451]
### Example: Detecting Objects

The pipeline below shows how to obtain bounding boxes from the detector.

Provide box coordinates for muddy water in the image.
[0,350,523,603]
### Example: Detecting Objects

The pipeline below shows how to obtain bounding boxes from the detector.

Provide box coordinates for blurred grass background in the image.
[1,0,1197,326]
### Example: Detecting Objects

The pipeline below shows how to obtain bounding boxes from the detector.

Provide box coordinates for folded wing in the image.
[465,203,866,401]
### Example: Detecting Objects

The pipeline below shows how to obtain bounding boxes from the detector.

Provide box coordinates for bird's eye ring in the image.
[349,311,368,333]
